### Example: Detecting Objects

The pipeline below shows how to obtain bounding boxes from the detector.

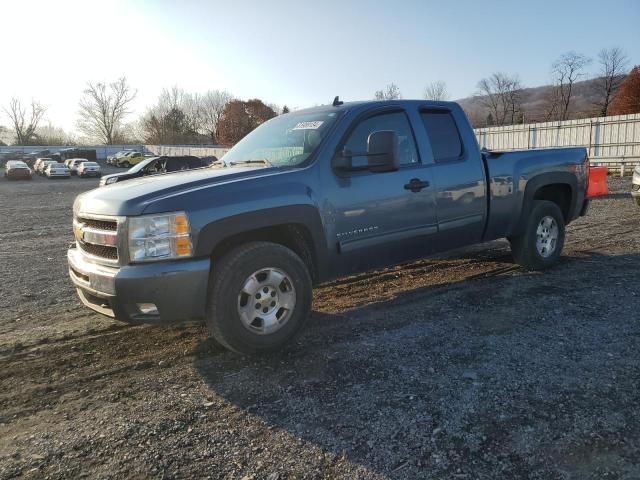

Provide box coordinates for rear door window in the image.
[187,157,203,168]
[164,158,180,172]
[420,111,463,163]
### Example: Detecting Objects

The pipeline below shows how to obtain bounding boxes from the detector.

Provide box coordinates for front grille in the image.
[79,217,117,231]
[79,242,118,260]
[75,215,120,263]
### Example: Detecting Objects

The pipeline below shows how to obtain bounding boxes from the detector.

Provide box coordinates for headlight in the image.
[106,176,118,184]
[128,212,193,262]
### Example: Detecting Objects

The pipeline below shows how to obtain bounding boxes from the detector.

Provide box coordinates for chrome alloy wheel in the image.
[237,268,296,335]
[536,215,559,258]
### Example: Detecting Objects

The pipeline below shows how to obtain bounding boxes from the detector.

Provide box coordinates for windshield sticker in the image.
[292,121,323,130]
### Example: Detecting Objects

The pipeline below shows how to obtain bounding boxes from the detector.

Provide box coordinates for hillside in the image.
[457,75,626,127]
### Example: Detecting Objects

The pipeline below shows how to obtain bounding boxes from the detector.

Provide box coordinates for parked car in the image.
[36,159,57,175]
[115,151,148,168]
[632,165,640,206]
[59,148,97,163]
[77,161,102,178]
[69,99,590,354]
[67,158,88,175]
[44,162,70,178]
[99,155,206,186]
[33,158,47,172]
[107,150,136,165]
[4,160,32,180]
[1,151,24,167]
[25,150,51,166]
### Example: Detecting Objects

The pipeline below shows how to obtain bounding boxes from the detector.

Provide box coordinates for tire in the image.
[206,241,312,354]
[509,200,565,270]
[121,161,130,168]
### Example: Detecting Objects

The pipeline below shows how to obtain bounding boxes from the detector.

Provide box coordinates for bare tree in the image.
[141,87,209,144]
[0,125,8,146]
[374,83,401,100]
[423,81,449,101]
[3,98,46,145]
[179,89,204,137]
[35,123,76,146]
[77,77,136,144]
[542,86,563,121]
[476,73,522,126]
[551,51,591,120]
[200,90,232,143]
[505,79,523,124]
[593,47,628,116]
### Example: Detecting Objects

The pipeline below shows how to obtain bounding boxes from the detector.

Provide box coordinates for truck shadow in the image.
[191,250,640,477]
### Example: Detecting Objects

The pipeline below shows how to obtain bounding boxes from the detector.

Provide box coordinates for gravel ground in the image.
[0,171,639,479]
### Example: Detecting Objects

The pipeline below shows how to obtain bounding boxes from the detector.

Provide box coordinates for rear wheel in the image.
[509,200,565,270]
[206,242,312,354]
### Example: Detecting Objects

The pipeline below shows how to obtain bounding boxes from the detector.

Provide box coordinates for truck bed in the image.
[482,147,589,241]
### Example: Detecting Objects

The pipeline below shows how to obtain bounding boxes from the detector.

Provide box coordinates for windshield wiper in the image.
[228,158,273,167]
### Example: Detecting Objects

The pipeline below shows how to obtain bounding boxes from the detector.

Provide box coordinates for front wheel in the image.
[121,161,130,168]
[509,200,565,270]
[206,242,312,354]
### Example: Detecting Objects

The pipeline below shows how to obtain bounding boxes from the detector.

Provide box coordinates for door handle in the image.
[404,178,430,192]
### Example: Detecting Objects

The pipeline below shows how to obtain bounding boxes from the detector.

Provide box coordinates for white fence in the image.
[145,144,229,159]
[475,113,640,175]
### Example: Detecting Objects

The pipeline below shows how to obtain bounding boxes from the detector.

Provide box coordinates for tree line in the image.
[1,46,638,146]
[0,83,289,147]
[375,47,638,127]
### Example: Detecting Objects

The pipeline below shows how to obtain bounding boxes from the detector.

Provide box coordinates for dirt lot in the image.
[0,170,639,479]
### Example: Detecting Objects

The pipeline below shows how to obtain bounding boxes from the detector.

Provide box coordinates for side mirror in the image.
[366,130,399,172]
[333,130,400,173]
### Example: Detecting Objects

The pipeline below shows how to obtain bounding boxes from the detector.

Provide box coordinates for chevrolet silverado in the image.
[68,99,590,354]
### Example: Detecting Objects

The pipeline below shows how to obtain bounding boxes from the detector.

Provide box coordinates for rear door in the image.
[328,108,438,275]
[164,157,183,172]
[418,108,487,249]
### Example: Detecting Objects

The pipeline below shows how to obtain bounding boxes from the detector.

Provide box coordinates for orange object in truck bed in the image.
[587,167,608,198]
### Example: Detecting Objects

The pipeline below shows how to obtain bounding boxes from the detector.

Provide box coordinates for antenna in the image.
[332,96,343,106]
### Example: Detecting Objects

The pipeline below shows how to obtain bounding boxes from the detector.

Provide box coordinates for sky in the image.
[1,0,639,134]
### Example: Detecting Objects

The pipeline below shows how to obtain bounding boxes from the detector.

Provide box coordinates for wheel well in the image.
[533,183,572,222]
[210,224,318,283]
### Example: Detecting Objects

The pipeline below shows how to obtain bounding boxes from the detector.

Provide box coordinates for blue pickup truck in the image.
[68,99,590,354]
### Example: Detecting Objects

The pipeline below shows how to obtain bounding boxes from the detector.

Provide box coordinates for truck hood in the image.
[74,166,276,217]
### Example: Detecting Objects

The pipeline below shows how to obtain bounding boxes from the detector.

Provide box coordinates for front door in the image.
[327,110,438,276]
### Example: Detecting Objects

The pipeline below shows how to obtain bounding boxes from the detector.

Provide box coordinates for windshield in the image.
[223,110,341,168]
[83,162,98,167]
[129,157,157,173]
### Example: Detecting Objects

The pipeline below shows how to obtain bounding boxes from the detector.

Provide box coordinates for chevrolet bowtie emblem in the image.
[74,223,85,242]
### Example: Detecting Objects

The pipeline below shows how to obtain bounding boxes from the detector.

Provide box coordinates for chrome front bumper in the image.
[68,245,211,323]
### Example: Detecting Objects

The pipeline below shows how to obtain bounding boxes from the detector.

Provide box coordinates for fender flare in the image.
[195,204,329,279]
[513,172,577,236]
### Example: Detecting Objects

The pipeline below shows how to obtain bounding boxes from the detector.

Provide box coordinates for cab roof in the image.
[291,99,460,116]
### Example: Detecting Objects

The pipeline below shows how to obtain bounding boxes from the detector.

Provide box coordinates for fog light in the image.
[137,303,159,315]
